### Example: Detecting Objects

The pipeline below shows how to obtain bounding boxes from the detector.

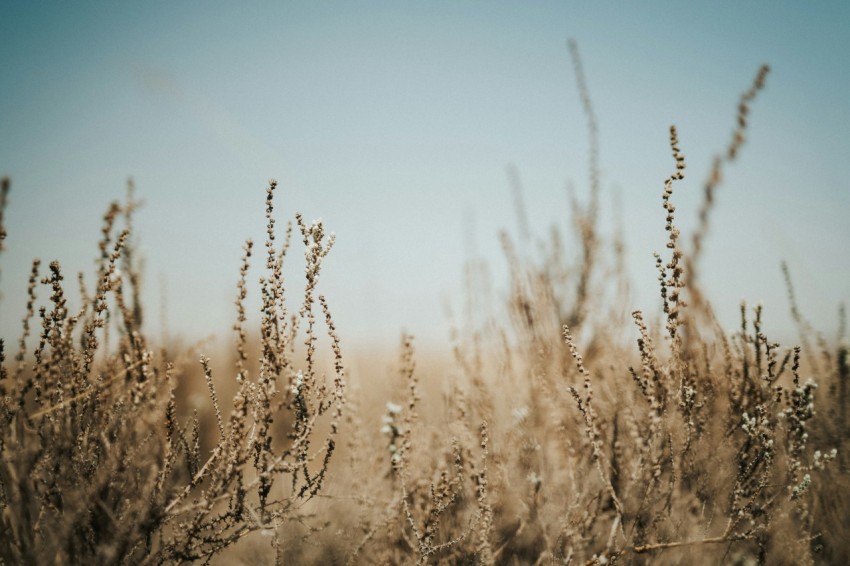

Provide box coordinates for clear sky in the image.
[1,1,848,350]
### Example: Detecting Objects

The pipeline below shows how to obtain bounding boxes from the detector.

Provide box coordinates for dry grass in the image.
[1,45,848,565]
[0,181,344,563]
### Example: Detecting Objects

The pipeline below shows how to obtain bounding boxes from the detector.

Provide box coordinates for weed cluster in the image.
[1,45,847,565]
[0,182,343,563]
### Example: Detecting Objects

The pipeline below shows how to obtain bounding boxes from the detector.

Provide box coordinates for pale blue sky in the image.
[1,1,848,350]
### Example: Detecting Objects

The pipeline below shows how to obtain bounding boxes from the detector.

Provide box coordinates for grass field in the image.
[1,46,848,565]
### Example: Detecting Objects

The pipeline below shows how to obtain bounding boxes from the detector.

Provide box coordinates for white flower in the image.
[290,371,304,395]
[792,474,812,499]
[386,402,402,414]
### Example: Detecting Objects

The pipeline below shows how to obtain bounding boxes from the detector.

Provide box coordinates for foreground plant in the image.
[332,49,846,565]
[0,180,344,564]
[1,42,847,566]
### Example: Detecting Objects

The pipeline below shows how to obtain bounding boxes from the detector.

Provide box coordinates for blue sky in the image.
[1,1,848,350]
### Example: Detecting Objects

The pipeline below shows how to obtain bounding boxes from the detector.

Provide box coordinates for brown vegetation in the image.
[1,45,847,565]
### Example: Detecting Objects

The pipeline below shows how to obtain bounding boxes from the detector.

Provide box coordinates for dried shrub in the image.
[0,180,344,564]
[2,42,847,566]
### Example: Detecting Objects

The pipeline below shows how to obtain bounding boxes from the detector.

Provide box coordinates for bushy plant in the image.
[1,44,847,565]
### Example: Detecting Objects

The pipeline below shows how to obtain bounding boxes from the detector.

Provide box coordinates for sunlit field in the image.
[2,5,849,565]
